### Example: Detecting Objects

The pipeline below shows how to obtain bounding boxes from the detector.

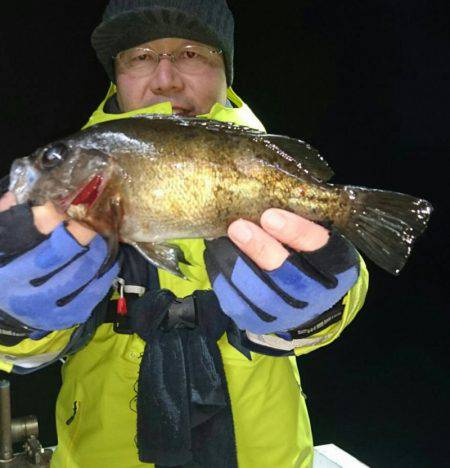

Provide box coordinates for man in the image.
[0,1,369,467]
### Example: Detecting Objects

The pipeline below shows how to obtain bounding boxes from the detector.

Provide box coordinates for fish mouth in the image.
[9,157,40,204]
[58,173,107,211]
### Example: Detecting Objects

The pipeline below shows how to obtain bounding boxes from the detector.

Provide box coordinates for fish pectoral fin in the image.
[265,134,334,182]
[151,242,192,266]
[131,242,189,279]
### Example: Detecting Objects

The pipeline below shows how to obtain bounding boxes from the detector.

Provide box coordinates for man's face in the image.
[115,37,228,115]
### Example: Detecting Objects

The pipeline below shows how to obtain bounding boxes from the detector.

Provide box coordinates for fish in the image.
[8,114,433,277]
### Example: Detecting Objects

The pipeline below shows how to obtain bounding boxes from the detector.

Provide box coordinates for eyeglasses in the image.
[115,44,223,76]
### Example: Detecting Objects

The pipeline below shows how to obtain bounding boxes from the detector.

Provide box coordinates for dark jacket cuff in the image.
[0,203,48,263]
[300,229,360,275]
[286,229,360,289]
[0,309,43,346]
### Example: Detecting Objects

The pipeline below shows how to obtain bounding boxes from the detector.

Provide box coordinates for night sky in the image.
[0,1,448,466]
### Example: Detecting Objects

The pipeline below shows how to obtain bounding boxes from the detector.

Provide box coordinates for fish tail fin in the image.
[339,186,433,275]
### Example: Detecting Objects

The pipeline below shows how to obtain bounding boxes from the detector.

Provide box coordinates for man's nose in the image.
[149,58,184,94]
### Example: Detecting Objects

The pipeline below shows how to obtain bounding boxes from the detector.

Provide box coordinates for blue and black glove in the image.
[0,203,119,332]
[204,230,360,336]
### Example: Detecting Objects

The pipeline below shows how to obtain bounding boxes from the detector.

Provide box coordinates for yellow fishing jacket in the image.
[0,87,369,468]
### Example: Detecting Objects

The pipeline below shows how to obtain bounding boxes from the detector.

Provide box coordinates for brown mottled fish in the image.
[9,115,432,276]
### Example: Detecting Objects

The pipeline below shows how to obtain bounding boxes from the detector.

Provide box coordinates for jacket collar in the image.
[82,84,266,131]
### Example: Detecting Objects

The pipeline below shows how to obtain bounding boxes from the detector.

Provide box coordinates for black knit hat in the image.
[91,0,234,84]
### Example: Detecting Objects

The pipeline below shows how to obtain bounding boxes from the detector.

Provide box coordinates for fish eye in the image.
[41,142,69,169]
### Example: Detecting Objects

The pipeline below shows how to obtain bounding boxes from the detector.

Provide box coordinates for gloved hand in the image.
[0,203,119,331]
[204,229,360,335]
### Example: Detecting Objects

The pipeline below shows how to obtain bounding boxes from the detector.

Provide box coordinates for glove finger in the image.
[6,260,119,330]
[211,272,278,332]
[204,237,237,282]
[2,223,88,279]
[47,261,119,329]
[206,243,278,324]
[206,237,306,308]
[29,234,109,290]
[205,235,359,334]
[228,255,359,333]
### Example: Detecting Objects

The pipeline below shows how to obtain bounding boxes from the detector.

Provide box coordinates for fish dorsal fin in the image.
[263,135,334,182]
[128,113,265,136]
[127,114,334,181]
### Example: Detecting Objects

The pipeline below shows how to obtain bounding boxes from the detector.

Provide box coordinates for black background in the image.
[0,1,448,466]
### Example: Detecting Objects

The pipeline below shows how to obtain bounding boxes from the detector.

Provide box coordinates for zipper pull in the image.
[117,280,127,316]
